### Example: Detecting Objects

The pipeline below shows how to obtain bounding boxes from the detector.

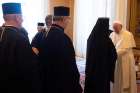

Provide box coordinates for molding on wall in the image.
[126,0,130,30]
[127,0,140,49]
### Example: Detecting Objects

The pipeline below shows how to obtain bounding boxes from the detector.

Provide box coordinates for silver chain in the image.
[0,27,5,42]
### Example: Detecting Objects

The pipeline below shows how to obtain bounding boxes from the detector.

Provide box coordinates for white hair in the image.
[113,20,122,25]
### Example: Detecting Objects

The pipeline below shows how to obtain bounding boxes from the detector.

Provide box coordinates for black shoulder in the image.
[32,32,45,41]
[64,34,72,42]
[50,27,64,35]
[4,27,19,40]
[34,32,44,38]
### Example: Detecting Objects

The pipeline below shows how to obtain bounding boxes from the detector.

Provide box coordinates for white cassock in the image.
[110,29,137,93]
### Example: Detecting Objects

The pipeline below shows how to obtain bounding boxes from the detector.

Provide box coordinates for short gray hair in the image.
[3,14,22,22]
[53,16,64,21]
[45,15,53,22]
[3,14,16,21]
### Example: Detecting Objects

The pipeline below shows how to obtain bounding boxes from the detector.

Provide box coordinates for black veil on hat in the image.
[92,17,109,37]
[86,17,110,57]
[54,6,70,16]
[87,17,110,49]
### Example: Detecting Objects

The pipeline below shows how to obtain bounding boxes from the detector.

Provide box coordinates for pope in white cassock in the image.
[110,21,137,93]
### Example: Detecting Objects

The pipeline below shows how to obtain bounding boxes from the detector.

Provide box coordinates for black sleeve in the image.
[31,32,43,48]
[16,35,42,93]
[60,35,82,93]
[66,37,83,93]
[56,33,80,78]
[108,40,117,83]
[64,35,80,79]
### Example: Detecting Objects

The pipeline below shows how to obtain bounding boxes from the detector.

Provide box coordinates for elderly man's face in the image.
[113,23,122,34]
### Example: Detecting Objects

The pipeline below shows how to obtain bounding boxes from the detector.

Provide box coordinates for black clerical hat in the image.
[38,23,45,26]
[54,6,70,16]
[2,3,22,15]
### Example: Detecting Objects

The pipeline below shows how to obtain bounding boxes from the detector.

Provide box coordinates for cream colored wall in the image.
[115,0,128,28]
[44,0,49,18]
[46,0,140,49]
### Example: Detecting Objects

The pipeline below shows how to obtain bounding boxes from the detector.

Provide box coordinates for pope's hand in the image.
[117,48,128,56]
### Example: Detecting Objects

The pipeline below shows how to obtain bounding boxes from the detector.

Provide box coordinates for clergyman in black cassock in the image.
[31,15,53,55]
[84,18,117,93]
[0,3,41,93]
[38,6,82,93]
[31,23,46,55]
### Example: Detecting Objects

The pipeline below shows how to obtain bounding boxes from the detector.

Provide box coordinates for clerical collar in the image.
[3,25,19,30]
[0,25,19,42]
[51,24,64,31]
[4,25,14,27]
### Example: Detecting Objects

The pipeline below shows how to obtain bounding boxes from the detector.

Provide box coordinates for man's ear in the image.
[14,15,19,22]
[15,14,23,22]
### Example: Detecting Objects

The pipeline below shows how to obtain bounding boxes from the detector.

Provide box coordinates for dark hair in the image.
[45,15,53,24]
[53,16,64,21]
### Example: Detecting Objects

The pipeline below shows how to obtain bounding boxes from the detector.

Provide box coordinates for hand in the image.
[32,47,39,55]
[117,48,128,56]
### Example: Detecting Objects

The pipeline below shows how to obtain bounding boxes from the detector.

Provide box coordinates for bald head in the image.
[113,21,123,34]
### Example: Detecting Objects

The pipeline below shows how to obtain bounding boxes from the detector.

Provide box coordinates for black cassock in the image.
[20,27,29,41]
[0,26,41,93]
[38,24,82,93]
[84,18,117,93]
[31,31,46,52]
